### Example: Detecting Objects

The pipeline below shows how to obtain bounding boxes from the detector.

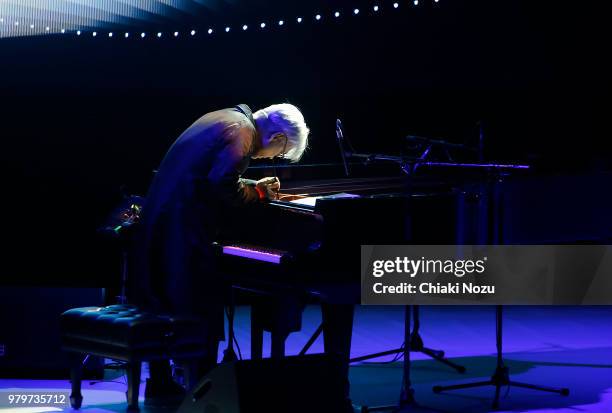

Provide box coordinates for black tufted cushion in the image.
[61,304,207,351]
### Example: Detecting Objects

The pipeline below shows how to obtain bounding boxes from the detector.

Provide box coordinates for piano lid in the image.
[244,161,530,198]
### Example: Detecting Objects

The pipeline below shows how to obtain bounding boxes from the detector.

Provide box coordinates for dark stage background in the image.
[0,0,609,289]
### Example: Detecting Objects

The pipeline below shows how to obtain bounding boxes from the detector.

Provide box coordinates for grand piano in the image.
[214,161,482,366]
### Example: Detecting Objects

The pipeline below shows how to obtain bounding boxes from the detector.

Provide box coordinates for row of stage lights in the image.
[0,0,440,40]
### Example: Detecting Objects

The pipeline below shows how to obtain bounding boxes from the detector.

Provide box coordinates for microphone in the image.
[336,118,350,176]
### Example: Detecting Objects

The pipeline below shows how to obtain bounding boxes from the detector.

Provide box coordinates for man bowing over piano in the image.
[133,103,309,405]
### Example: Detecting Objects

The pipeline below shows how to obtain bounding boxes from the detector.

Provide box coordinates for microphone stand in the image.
[430,125,569,410]
[336,119,350,176]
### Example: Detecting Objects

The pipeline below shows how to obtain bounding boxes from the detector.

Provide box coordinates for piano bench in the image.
[60,304,208,412]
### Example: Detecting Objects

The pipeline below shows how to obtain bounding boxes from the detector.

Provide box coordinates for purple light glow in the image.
[222,245,282,264]
[421,162,530,169]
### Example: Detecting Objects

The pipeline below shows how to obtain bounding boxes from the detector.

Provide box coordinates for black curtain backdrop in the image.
[0,0,609,287]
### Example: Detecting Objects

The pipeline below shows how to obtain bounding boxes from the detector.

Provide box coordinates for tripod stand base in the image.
[359,306,464,413]
[410,333,466,374]
[432,365,569,409]
[349,340,465,374]
[350,331,465,374]
[350,306,465,374]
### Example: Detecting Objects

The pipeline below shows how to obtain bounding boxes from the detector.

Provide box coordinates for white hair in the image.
[254,103,309,162]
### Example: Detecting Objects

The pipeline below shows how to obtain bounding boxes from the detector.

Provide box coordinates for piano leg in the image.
[250,306,264,360]
[250,295,305,360]
[322,303,355,401]
[271,332,289,359]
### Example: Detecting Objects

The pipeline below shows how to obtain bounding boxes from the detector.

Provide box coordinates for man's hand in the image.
[255,177,281,199]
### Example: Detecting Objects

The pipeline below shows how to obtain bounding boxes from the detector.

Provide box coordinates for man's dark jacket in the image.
[132,106,259,340]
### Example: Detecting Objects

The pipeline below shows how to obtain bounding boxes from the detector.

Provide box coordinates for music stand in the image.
[98,194,144,304]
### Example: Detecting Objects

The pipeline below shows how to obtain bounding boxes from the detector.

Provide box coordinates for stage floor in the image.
[1,306,612,412]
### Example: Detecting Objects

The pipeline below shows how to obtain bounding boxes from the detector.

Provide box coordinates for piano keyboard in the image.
[222,244,288,264]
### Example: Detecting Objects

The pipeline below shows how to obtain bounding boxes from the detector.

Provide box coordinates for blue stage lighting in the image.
[190,30,196,35]
[108,32,113,37]
[157,32,162,37]
[14,1,404,40]
[414,0,419,5]
[61,29,65,33]
[76,30,81,35]
[125,32,129,38]
[92,31,97,37]
[141,32,145,38]
[225,27,230,32]
[208,28,213,34]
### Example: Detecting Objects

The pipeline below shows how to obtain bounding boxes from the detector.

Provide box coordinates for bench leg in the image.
[126,361,141,412]
[68,353,84,409]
